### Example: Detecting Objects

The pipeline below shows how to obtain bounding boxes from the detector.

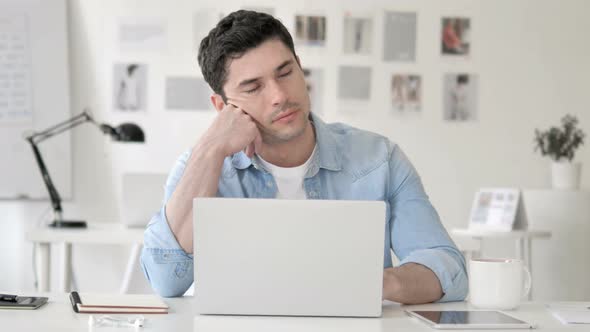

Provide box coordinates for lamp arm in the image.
[26,137,64,218]
[28,111,94,144]
[24,109,98,220]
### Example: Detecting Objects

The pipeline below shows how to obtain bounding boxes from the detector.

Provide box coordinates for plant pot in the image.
[551,161,582,190]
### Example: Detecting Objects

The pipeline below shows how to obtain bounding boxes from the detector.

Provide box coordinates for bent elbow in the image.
[140,247,194,298]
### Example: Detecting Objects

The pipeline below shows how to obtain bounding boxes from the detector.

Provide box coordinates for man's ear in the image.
[210,94,225,112]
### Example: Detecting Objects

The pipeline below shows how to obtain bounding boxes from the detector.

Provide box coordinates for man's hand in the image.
[201,103,262,158]
[165,104,262,254]
[382,267,402,300]
[382,264,443,304]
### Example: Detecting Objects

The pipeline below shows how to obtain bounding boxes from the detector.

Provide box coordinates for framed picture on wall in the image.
[303,68,324,116]
[441,17,470,56]
[295,14,326,46]
[383,11,417,62]
[443,73,478,122]
[113,63,147,112]
[391,74,421,112]
[468,188,528,231]
[337,65,372,111]
[342,13,373,55]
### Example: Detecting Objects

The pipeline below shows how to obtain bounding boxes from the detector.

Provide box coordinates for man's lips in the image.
[273,109,298,122]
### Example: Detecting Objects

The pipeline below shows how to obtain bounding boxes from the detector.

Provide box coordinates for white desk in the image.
[1,294,587,331]
[451,229,551,300]
[25,223,144,293]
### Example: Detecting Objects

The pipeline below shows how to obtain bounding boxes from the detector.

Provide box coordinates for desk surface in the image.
[452,228,552,239]
[25,223,144,244]
[1,294,586,331]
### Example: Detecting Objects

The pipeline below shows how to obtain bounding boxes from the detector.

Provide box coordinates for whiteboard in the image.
[0,0,71,199]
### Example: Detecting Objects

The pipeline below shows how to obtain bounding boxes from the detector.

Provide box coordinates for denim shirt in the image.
[141,113,468,302]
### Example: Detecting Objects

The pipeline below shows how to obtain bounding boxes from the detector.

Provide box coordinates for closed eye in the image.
[245,86,260,94]
[279,70,292,78]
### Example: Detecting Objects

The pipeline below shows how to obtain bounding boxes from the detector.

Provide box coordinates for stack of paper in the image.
[70,292,168,314]
[546,303,590,324]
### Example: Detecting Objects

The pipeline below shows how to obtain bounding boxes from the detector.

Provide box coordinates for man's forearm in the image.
[165,141,225,253]
[383,263,443,304]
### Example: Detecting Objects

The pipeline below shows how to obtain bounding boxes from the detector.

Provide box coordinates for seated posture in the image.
[141,10,468,304]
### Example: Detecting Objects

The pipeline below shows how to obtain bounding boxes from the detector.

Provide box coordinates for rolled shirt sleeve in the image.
[140,150,195,297]
[388,145,468,302]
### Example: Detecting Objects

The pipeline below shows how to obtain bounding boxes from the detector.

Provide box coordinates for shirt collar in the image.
[310,113,342,172]
[230,112,342,172]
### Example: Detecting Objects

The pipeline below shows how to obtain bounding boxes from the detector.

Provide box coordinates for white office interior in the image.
[1,0,589,312]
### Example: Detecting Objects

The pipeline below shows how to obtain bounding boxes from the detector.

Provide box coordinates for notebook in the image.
[69,292,168,314]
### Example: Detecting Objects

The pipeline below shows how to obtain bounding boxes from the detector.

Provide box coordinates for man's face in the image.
[221,38,311,144]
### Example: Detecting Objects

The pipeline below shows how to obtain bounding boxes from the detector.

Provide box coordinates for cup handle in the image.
[521,265,532,299]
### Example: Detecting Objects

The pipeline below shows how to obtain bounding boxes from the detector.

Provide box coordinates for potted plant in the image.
[534,114,585,189]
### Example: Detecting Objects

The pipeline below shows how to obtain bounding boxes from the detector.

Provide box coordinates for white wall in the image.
[1,0,589,294]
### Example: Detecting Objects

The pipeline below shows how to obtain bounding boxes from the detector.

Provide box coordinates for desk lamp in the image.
[24,109,144,228]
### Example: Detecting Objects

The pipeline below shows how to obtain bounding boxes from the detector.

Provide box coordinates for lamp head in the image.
[99,123,144,142]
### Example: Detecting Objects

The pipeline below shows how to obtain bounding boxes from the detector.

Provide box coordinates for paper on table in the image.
[547,303,590,324]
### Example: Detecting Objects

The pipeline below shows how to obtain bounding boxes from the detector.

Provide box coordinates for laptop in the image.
[193,198,386,317]
[119,173,168,227]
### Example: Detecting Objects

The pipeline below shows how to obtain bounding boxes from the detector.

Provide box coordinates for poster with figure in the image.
[391,74,421,112]
[113,63,147,111]
[443,73,478,121]
[342,14,372,54]
[441,17,470,56]
[295,15,326,46]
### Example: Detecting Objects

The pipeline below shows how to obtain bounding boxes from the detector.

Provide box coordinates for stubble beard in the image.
[260,112,310,145]
[260,99,311,145]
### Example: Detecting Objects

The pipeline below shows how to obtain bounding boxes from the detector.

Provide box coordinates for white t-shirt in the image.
[257,146,316,199]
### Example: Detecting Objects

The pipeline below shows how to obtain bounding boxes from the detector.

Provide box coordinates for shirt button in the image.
[309,191,317,197]
[266,181,273,187]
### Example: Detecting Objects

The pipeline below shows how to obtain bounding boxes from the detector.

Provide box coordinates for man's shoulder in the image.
[324,121,394,152]
[322,121,397,175]
[325,121,383,138]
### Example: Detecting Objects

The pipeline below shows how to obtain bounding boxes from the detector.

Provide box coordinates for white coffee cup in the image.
[469,258,532,310]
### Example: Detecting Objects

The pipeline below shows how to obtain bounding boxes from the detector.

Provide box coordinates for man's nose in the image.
[268,79,288,107]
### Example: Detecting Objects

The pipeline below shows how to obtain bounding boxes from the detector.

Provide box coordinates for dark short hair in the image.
[198,10,297,101]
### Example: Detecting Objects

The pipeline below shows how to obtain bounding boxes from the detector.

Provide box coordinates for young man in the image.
[141,10,468,304]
